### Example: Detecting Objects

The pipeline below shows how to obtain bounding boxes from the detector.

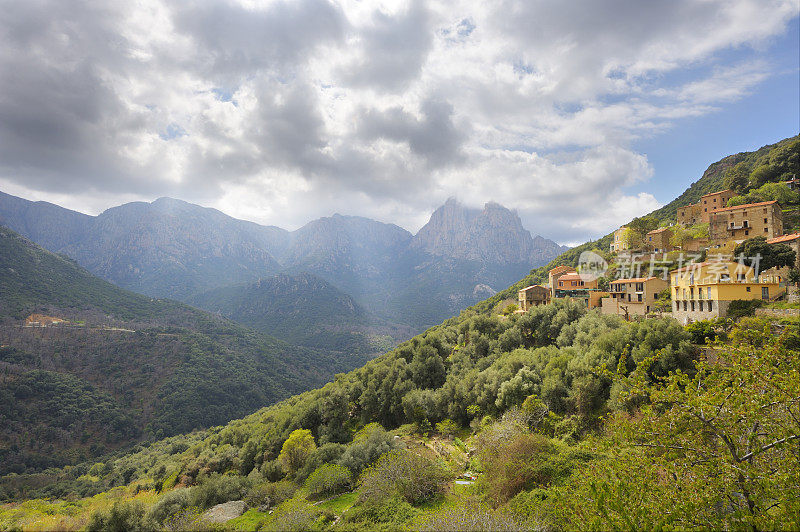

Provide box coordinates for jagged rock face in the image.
[411,198,566,264]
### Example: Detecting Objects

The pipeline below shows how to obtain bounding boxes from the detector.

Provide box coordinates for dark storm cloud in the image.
[340,0,434,92]
[357,98,466,168]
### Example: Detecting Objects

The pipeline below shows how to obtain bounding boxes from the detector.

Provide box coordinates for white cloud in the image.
[0,0,796,242]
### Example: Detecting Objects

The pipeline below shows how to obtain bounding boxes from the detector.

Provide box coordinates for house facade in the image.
[554,273,607,309]
[547,265,576,299]
[708,201,784,243]
[609,226,629,252]
[517,285,550,312]
[645,226,673,252]
[601,276,669,318]
[677,189,736,225]
[670,261,782,324]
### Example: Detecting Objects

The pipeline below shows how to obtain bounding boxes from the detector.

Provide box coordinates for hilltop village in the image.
[518,180,800,325]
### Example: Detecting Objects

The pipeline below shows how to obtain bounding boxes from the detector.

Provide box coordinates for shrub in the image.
[189,474,250,509]
[685,320,717,345]
[358,449,452,505]
[87,500,155,532]
[435,419,459,438]
[419,503,528,531]
[338,423,400,476]
[726,299,763,320]
[147,487,191,524]
[304,464,352,497]
[260,459,284,482]
[295,442,347,483]
[261,498,321,532]
[244,480,297,509]
[339,497,419,529]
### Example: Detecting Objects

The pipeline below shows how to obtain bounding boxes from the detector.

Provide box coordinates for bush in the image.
[726,299,763,320]
[295,442,347,483]
[87,500,155,532]
[261,498,321,532]
[304,464,352,497]
[147,487,191,524]
[189,474,250,509]
[338,423,400,476]
[358,450,452,505]
[435,419,459,438]
[244,480,297,509]
[260,459,284,482]
[685,320,717,345]
[419,503,528,531]
[339,497,419,529]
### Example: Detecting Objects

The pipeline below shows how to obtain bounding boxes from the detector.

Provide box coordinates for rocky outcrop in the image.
[410,198,566,264]
[202,501,248,524]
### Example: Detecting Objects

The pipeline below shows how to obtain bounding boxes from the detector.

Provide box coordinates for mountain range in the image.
[0,192,567,336]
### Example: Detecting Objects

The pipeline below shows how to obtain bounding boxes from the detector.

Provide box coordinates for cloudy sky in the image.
[0,0,798,244]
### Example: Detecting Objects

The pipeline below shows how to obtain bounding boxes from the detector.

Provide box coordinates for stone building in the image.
[708,200,784,243]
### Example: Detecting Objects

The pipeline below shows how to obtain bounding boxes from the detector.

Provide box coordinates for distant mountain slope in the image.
[0,193,566,336]
[189,272,411,354]
[60,197,289,300]
[0,191,90,252]
[0,226,370,475]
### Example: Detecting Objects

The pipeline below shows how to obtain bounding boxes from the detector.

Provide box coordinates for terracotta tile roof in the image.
[701,189,733,198]
[519,284,548,292]
[548,265,575,275]
[767,232,800,244]
[646,227,671,235]
[558,273,594,282]
[709,200,777,213]
[610,277,658,284]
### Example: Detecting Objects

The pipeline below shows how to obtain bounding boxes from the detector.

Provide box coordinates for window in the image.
[745,230,749,236]
[683,301,688,311]
[707,287,711,299]
[764,228,768,233]
[746,286,751,292]
[637,294,642,302]
[764,218,768,223]
[699,301,704,311]
[708,300,713,312]
[762,286,769,300]
[691,301,695,311]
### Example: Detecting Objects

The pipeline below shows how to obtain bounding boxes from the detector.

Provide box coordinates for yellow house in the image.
[670,261,782,324]
[609,226,629,252]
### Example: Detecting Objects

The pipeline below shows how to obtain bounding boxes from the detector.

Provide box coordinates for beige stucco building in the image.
[708,200,784,243]
[517,285,550,312]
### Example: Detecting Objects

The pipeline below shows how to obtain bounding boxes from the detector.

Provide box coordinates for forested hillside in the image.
[0,227,372,476]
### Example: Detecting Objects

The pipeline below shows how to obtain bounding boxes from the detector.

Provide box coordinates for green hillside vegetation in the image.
[0,227,372,476]
[2,301,795,531]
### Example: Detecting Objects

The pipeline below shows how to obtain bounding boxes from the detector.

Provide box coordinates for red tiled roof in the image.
[548,265,575,275]
[558,273,594,281]
[709,200,777,213]
[646,227,670,235]
[767,232,800,244]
